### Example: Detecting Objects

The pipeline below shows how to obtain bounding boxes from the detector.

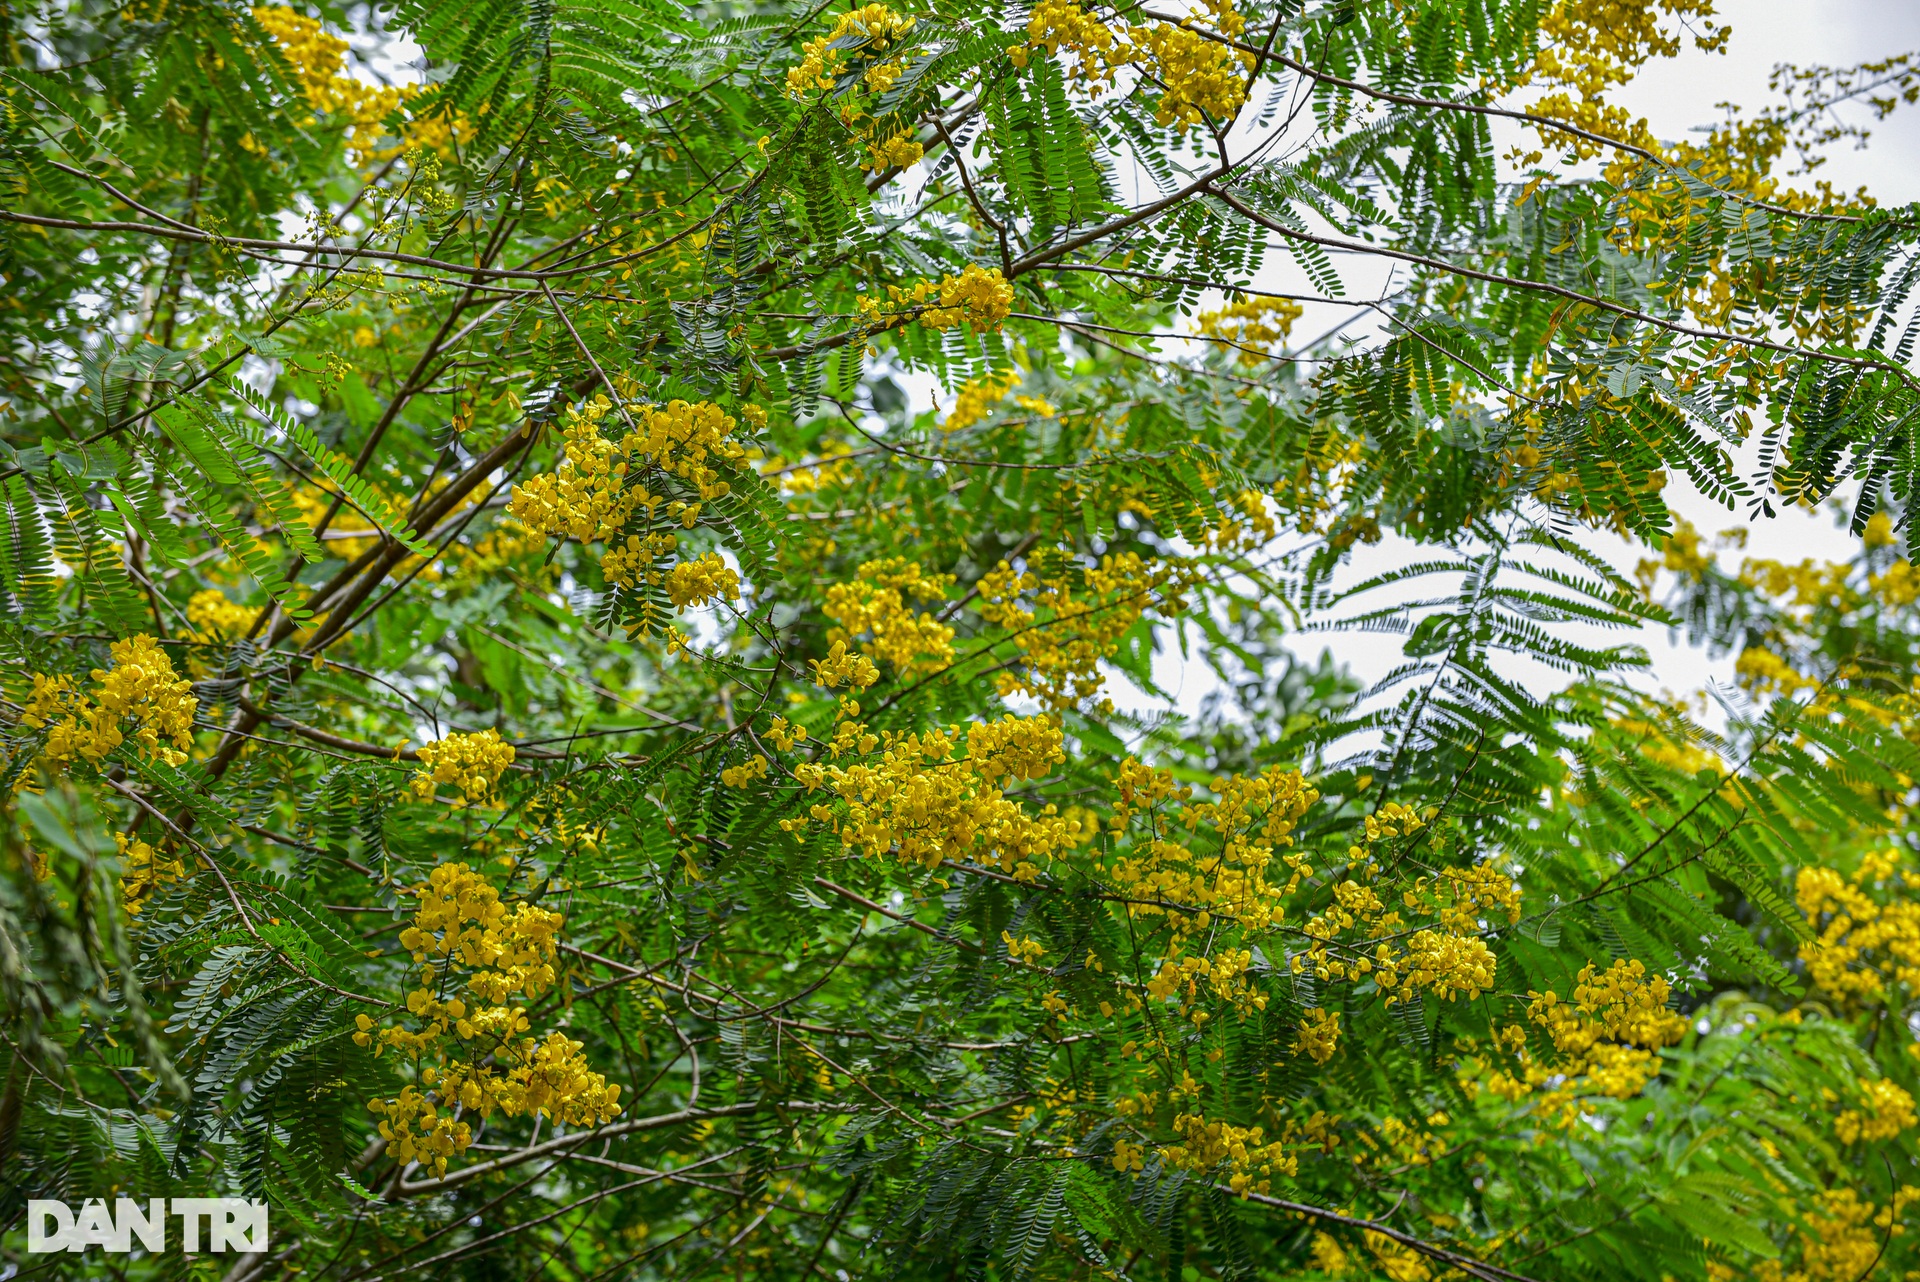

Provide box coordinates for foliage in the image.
[2,0,1920,1278]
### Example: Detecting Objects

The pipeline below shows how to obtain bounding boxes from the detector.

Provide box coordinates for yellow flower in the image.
[782,715,1093,879]
[809,639,881,691]
[23,636,199,769]
[784,4,916,99]
[1294,1007,1341,1064]
[252,6,474,164]
[1004,932,1047,964]
[864,132,924,170]
[720,754,769,788]
[358,861,621,1175]
[855,265,1016,335]
[823,558,955,676]
[979,549,1193,710]
[1020,0,1253,134]
[1835,1078,1917,1144]
[1194,296,1303,362]
[117,832,185,917]
[663,552,741,609]
[186,589,256,641]
[410,729,516,803]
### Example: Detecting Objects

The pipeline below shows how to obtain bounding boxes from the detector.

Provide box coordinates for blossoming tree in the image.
[3,0,1920,1277]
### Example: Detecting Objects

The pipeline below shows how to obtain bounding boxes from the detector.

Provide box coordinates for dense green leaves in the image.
[4,0,1920,1278]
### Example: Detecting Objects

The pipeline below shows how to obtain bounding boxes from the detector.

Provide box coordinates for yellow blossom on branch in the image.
[1795,851,1920,1008]
[252,6,473,164]
[1004,932,1046,964]
[1014,0,1253,134]
[864,132,925,171]
[117,832,185,917]
[1190,295,1313,360]
[856,265,1016,335]
[940,369,1024,432]
[356,862,621,1175]
[979,548,1192,711]
[22,635,198,769]
[1157,1111,1296,1194]
[784,715,1092,876]
[784,4,917,98]
[823,557,955,676]
[1836,1077,1917,1144]
[411,728,516,803]
[721,754,769,788]
[186,589,256,641]
[663,551,742,609]
[1294,1007,1341,1064]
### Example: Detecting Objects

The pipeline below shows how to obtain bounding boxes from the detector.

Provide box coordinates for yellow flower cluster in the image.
[1489,960,1688,1119]
[1018,0,1129,88]
[1795,851,1920,1008]
[510,396,751,541]
[1201,488,1279,556]
[786,715,1094,877]
[367,1086,470,1174]
[356,863,620,1175]
[810,639,882,691]
[22,635,198,769]
[508,397,637,544]
[823,558,955,677]
[1521,0,1728,161]
[1293,1007,1341,1064]
[1426,862,1524,935]
[399,862,566,990]
[1835,1077,1918,1145]
[855,265,1016,335]
[1004,933,1046,964]
[766,716,808,752]
[1193,297,1304,363]
[1381,932,1498,1004]
[628,399,752,517]
[410,728,516,803]
[1013,0,1253,134]
[1134,20,1253,133]
[1548,959,1688,1047]
[1714,1186,1920,1282]
[1361,1230,1436,1281]
[721,754,769,788]
[252,6,470,164]
[431,1031,623,1129]
[1286,811,1517,1016]
[117,832,185,917]
[186,589,255,641]
[1158,1111,1297,1194]
[1632,517,1718,592]
[663,551,741,609]
[979,549,1190,711]
[784,4,916,98]
[508,397,755,616]
[864,132,925,171]
[940,369,1023,432]
[1144,948,1265,1019]
[1376,1112,1451,1169]
[601,531,680,590]
[1107,760,1319,940]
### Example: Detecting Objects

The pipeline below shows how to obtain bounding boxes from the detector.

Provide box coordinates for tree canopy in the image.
[5,0,1920,1278]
